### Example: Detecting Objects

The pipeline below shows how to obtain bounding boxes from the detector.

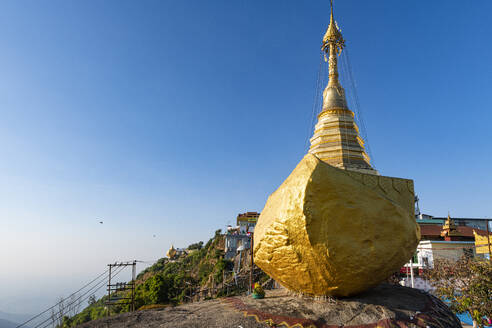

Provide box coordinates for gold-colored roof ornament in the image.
[322,0,345,56]
[321,0,348,110]
[441,213,461,238]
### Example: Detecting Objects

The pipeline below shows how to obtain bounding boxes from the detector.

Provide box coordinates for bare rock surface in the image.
[76,300,264,328]
[77,284,461,328]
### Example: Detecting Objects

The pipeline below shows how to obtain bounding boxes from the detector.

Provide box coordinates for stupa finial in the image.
[321,0,347,110]
[322,0,345,88]
[330,0,334,21]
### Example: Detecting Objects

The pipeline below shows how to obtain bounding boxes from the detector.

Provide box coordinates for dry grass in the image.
[137,304,170,311]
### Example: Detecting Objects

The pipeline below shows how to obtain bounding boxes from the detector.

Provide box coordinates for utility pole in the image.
[487,219,491,262]
[249,233,254,294]
[131,260,136,311]
[106,261,137,315]
[107,264,112,317]
[409,259,414,288]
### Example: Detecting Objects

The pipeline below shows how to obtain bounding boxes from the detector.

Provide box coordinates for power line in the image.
[31,273,110,328]
[15,269,110,328]
[39,265,128,328]
[34,265,127,328]
[304,50,325,152]
[342,47,376,168]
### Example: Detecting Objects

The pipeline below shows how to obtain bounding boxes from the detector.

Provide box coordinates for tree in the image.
[55,297,66,328]
[68,293,81,317]
[187,241,204,250]
[424,256,491,328]
[87,295,96,306]
[50,309,56,328]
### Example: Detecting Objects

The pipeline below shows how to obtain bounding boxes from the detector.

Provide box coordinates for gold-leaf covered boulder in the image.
[253,154,420,297]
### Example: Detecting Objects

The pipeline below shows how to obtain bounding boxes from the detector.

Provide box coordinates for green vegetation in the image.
[61,230,236,327]
[424,256,492,328]
[67,296,108,327]
[187,241,204,250]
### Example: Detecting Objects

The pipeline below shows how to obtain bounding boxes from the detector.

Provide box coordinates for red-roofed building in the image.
[420,224,487,241]
[237,212,259,234]
[399,215,491,290]
[408,215,490,267]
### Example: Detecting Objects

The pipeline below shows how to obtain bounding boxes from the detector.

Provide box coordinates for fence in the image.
[183,270,270,302]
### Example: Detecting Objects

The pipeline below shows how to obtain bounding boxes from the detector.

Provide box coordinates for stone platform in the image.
[222,284,461,328]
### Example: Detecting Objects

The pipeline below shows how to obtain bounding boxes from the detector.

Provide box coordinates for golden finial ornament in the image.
[320,0,348,109]
[322,0,345,55]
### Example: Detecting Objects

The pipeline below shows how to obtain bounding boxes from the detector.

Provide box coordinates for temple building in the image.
[399,213,491,290]
[166,244,187,260]
[440,214,462,241]
[224,211,259,260]
[308,4,377,175]
[416,213,489,231]
[401,214,490,283]
[236,211,259,234]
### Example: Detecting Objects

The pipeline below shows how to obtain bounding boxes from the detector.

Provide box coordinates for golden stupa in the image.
[166,244,177,259]
[253,1,420,297]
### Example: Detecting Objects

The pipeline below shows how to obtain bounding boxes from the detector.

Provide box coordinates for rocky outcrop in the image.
[224,284,462,327]
[254,154,420,296]
[76,284,461,328]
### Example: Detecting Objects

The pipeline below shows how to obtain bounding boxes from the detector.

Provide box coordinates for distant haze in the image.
[0,311,33,328]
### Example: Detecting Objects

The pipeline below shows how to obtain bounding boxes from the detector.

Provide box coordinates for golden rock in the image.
[253,154,420,297]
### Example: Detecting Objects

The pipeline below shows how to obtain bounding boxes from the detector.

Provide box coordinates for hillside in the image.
[63,230,266,327]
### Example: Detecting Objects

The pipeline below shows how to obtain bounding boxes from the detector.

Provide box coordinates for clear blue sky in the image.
[1,0,491,314]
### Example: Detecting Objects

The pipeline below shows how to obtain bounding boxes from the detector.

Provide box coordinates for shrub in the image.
[424,256,491,328]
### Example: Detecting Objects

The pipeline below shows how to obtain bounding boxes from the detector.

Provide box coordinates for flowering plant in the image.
[252,282,265,298]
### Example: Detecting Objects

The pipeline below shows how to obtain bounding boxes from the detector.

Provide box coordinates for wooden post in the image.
[132,261,136,311]
[409,259,414,288]
[487,219,491,262]
[107,264,112,317]
[249,233,254,294]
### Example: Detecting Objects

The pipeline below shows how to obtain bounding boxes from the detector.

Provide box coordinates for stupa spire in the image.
[323,0,345,89]
[321,0,347,110]
[308,0,378,174]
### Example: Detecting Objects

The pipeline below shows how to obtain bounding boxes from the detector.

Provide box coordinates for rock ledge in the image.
[78,284,461,328]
